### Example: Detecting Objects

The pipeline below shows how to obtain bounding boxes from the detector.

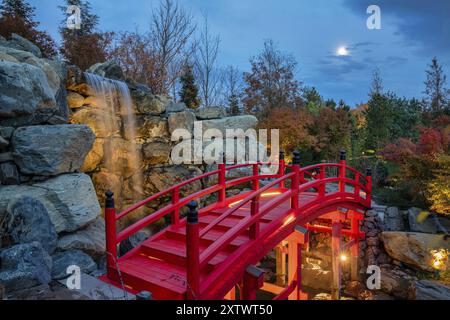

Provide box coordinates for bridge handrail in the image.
[199,173,296,269]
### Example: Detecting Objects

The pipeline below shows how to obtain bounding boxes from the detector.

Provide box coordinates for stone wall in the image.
[66,62,259,228]
[0,34,105,295]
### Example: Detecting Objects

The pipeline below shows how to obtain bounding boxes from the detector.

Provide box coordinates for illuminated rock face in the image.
[382,231,449,272]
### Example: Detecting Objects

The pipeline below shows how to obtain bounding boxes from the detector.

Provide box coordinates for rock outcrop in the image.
[12,125,95,176]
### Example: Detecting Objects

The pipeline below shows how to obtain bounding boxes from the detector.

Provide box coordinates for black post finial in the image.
[279,150,285,161]
[366,168,373,177]
[136,291,153,300]
[340,150,347,161]
[105,190,114,209]
[293,151,301,165]
[187,201,199,224]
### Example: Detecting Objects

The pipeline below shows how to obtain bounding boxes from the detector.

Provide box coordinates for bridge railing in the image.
[104,149,372,293]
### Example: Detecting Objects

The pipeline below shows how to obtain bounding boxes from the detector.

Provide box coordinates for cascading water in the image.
[84,72,143,206]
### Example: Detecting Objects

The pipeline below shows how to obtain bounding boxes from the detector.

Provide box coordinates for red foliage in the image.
[379,138,417,164]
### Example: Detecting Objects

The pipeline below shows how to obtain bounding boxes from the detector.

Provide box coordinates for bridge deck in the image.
[104,190,318,299]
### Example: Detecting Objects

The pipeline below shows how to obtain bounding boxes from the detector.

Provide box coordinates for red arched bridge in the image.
[100,151,372,300]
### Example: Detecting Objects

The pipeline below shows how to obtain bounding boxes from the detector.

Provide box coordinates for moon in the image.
[336,46,349,56]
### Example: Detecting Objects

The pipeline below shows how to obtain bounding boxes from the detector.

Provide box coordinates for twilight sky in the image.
[27,0,450,106]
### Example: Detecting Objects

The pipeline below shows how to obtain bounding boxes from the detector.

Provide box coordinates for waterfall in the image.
[85,73,143,204]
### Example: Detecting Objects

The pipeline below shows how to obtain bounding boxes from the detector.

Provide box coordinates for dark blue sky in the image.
[28,0,450,106]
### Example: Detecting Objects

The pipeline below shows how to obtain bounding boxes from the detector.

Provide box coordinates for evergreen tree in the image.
[370,68,383,96]
[229,93,241,115]
[59,0,112,70]
[179,65,200,109]
[0,0,57,57]
[423,57,449,116]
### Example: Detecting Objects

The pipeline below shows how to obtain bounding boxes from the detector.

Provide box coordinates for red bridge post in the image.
[105,190,117,280]
[242,266,265,300]
[218,154,226,205]
[291,151,301,210]
[339,150,347,193]
[279,151,286,188]
[186,201,200,300]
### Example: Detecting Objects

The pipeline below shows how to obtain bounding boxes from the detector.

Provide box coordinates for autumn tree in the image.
[423,57,449,116]
[59,0,113,70]
[427,155,450,215]
[107,31,161,90]
[150,0,196,96]
[243,40,302,119]
[179,64,200,109]
[258,107,315,157]
[0,0,57,57]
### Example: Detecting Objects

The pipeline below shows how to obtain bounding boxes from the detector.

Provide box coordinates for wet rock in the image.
[51,250,97,280]
[0,136,8,149]
[382,231,449,272]
[136,115,169,141]
[81,138,104,173]
[67,91,85,109]
[0,126,14,140]
[0,60,58,127]
[92,170,122,209]
[57,217,106,258]
[0,242,52,293]
[87,61,124,81]
[71,108,118,138]
[4,196,57,254]
[12,125,95,176]
[0,162,19,185]
[301,263,332,291]
[195,106,227,120]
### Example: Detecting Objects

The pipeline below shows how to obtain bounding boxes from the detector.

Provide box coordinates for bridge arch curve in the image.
[101,151,372,300]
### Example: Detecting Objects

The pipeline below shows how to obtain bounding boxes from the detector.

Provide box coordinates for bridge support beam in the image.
[349,211,364,281]
[275,242,288,286]
[331,218,343,300]
[241,266,265,300]
[287,226,309,300]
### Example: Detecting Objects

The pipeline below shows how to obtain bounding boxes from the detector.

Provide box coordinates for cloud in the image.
[343,0,450,55]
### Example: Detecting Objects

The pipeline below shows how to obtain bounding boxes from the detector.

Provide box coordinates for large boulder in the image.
[67,91,85,109]
[12,125,95,176]
[408,208,450,234]
[136,115,169,141]
[301,263,332,291]
[382,231,449,272]
[0,174,101,233]
[8,33,42,58]
[87,61,124,81]
[0,242,52,293]
[380,265,416,299]
[57,217,106,258]
[71,107,118,138]
[200,115,258,136]
[407,280,450,300]
[51,250,97,280]
[168,111,196,135]
[195,106,227,120]
[166,102,187,113]
[4,196,57,254]
[0,60,58,127]
[130,85,168,115]
[142,141,171,165]
[81,139,104,173]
